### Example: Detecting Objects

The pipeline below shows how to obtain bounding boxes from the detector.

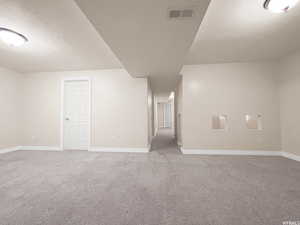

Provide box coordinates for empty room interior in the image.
[1,0,300,224]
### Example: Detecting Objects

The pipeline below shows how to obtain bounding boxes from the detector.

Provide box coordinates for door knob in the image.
[65,117,70,121]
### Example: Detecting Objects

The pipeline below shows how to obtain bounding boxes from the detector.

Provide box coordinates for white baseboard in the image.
[181,148,281,156]
[0,146,21,154]
[19,146,62,151]
[1,146,149,153]
[181,148,300,162]
[281,151,300,162]
[89,147,150,153]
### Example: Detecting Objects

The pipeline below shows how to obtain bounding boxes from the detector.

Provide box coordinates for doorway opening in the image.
[158,102,172,129]
[151,93,180,154]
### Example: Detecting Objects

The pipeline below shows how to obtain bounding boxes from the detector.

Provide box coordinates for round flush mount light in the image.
[0,27,28,47]
[264,0,299,13]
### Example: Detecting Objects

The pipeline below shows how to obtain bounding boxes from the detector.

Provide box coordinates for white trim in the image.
[281,151,300,162]
[89,147,150,153]
[180,148,300,162]
[62,77,91,81]
[61,77,92,151]
[181,148,281,156]
[0,146,21,154]
[20,146,62,151]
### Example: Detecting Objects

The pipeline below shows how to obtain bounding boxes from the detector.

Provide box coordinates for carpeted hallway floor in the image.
[1,130,300,225]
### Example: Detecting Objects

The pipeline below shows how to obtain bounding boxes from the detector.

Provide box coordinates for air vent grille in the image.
[182,9,193,17]
[169,10,181,18]
[169,9,194,19]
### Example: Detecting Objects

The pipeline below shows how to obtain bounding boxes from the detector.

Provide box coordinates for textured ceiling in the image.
[0,0,122,73]
[74,0,210,79]
[185,0,300,64]
[2,0,300,94]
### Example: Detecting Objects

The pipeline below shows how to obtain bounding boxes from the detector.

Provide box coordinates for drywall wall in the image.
[0,67,22,149]
[181,62,281,151]
[21,69,148,149]
[278,51,300,156]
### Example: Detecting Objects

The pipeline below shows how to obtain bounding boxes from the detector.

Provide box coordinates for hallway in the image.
[150,129,181,155]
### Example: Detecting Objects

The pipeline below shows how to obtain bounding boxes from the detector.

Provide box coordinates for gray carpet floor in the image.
[1,130,300,225]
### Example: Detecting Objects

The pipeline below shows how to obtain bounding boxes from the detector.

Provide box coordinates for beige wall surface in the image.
[2,58,300,155]
[21,69,148,148]
[181,63,281,151]
[0,67,22,149]
[278,51,300,156]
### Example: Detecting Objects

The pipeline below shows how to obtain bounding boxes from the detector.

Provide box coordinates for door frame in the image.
[60,77,92,151]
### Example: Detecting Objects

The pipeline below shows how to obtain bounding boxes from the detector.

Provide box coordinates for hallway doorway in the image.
[157,102,172,129]
[152,92,179,154]
[150,128,180,154]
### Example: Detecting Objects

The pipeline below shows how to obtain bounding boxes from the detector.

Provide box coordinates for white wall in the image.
[181,63,281,151]
[2,58,299,156]
[0,67,22,149]
[21,69,149,149]
[278,51,300,156]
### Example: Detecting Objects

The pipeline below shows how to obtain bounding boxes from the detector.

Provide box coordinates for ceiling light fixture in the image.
[264,0,299,13]
[0,27,28,47]
[169,92,175,100]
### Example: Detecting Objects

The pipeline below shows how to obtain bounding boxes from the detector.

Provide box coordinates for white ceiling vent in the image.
[169,9,194,19]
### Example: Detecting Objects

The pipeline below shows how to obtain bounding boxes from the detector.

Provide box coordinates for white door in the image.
[164,103,172,128]
[63,80,90,150]
[158,103,164,128]
[157,102,172,129]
